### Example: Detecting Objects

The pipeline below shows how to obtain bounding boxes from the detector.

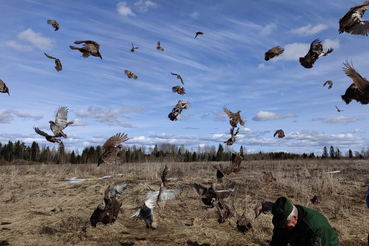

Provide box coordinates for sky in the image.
[1,0,369,156]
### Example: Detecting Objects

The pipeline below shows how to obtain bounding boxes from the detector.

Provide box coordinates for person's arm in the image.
[269,228,288,246]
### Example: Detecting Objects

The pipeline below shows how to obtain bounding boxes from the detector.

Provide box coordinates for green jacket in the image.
[270,205,340,246]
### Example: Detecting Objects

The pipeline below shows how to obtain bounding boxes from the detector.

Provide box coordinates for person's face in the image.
[282,215,298,230]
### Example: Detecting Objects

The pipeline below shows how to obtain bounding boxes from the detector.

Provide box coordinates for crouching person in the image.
[269,197,340,246]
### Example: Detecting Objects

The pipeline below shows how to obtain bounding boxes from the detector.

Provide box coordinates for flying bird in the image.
[90,182,127,227]
[254,201,274,219]
[323,80,333,89]
[172,85,186,95]
[98,133,129,166]
[124,70,138,79]
[335,106,344,112]
[146,184,181,209]
[156,41,164,51]
[0,79,9,95]
[44,53,62,72]
[201,198,234,224]
[341,60,369,105]
[264,46,284,61]
[47,19,59,31]
[171,72,184,84]
[194,31,204,39]
[130,197,158,229]
[49,106,73,139]
[214,153,243,183]
[168,100,190,121]
[224,127,239,146]
[299,39,333,69]
[34,127,61,144]
[193,183,234,206]
[130,43,139,52]
[70,40,102,59]
[223,107,246,127]
[161,164,183,187]
[274,129,285,138]
[339,1,369,36]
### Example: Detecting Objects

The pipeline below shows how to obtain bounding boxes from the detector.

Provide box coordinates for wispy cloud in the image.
[258,63,273,70]
[190,11,199,19]
[0,110,42,123]
[75,106,146,123]
[252,111,297,121]
[134,0,157,13]
[312,116,365,124]
[213,110,227,121]
[6,40,33,52]
[16,29,53,50]
[278,42,309,61]
[259,23,277,36]
[117,2,136,16]
[71,119,89,126]
[291,23,329,36]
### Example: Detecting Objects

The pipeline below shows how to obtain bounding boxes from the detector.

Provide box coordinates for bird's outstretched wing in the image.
[102,133,129,151]
[55,106,72,130]
[109,182,127,197]
[34,127,51,137]
[343,60,369,91]
[44,53,56,59]
[193,183,208,197]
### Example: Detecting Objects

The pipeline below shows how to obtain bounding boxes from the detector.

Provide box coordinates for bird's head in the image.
[49,121,53,124]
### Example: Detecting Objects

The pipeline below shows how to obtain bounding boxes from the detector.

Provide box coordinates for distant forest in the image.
[0,140,366,165]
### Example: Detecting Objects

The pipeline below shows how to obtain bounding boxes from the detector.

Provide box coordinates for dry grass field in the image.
[0,159,368,246]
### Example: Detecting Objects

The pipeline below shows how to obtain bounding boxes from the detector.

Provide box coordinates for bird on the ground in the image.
[156,41,164,51]
[263,172,276,183]
[323,80,333,89]
[34,127,61,143]
[223,107,246,127]
[90,182,127,227]
[274,129,285,138]
[98,133,129,166]
[0,79,9,95]
[47,19,59,31]
[254,201,274,219]
[70,40,102,59]
[130,43,139,52]
[194,31,204,39]
[193,183,234,206]
[232,153,243,171]
[172,85,186,95]
[44,53,62,72]
[339,1,369,36]
[146,183,181,209]
[171,72,184,85]
[264,46,284,61]
[168,100,190,121]
[341,60,369,105]
[310,195,321,205]
[161,164,183,187]
[224,127,239,146]
[131,194,158,229]
[124,70,138,79]
[49,106,73,139]
[201,198,234,223]
[335,106,344,112]
[237,213,253,233]
[299,39,333,69]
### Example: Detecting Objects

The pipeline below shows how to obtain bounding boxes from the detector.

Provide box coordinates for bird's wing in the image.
[160,187,181,201]
[44,53,56,60]
[350,1,369,11]
[234,128,240,136]
[193,183,208,197]
[47,19,55,25]
[215,189,234,199]
[74,40,99,47]
[109,182,127,197]
[182,100,191,109]
[171,72,178,76]
[132,73,138,79]
[179,75,184,85]
[0,79,5,88]
[102,133,129,150]
[273,130,278,137]
[55,106,70,130]
[124,70,131,76]
[343,60,369,91]
[345,21,369,36]
[157,41,160,46]
[34,127,50,137]
[238,117,246,127]
[172,86,180,93]
[223,107,233,118]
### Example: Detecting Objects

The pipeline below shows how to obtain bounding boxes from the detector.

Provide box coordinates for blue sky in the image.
[1,0,369,155]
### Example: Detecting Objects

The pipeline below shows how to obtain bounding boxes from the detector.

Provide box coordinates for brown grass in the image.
[0,159,368,246]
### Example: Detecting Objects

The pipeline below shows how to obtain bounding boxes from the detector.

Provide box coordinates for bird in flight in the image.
[44,53,62,72]
[335,106,344,112]
[47,19,59,31]
[223,107,246,127]
[299,39,333,69]
[171,72,184,85]
[98,133,129,166]
[157,41,164,51]
[49,106,73,139]
[339,1,369,36]
[264,46,284,61]
[34,127,61,143]
[172,85,186,95]
[323,80,333,89]
[124,70,138,79]
[194,31,204,39]
[70,40,102,59]
[274,129,285,138]
[0,79,9,95]
[131,43,139,52]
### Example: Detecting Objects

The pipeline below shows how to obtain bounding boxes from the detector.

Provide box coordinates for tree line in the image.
[0,140,366,165]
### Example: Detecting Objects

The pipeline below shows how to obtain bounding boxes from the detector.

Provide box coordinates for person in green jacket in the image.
[269,197,340,246]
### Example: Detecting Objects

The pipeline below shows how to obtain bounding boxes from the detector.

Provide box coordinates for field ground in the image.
[0,159,369,246]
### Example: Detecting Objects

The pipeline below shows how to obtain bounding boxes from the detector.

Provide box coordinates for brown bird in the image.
[90,182,127,227]
[323,80,333,89]
[124,70,138,79]
[161,164,183,187]
[193,183,234,206]
[168,100,190,121]
[47,19,59,31]
[70,40,102,59]
[171,72,184,85]
[254,201,274,219]
[130,43,139,52]
[97,133,129,166]
[194,31,204,39]
[310,195,321,205]
[213,153,243,183]
[172,85,186,95]
[274,129,285,138]
[223,107,246,127]
[237,213,253,233]
[262,172,276,183]
[341,60,369,105]
[335,106,344,112]
[0,79,9,95]
[44,53,62,72]
[201,198,234,224]
[49,106,73,139]
[232,152,243,172]
[264,46,284,61]
[224,127,239,146]
[299,39,333,69]
[34,127,61,143]
[156,41,164,51]
[339,1,369,36]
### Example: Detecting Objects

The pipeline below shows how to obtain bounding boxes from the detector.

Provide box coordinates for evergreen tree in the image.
[322,146,328,159]
[70,151,76,164]
[239,146,244,157]
[329,146,335,159]
[30,141,39,162]
[335,148,341,159]
[348,149,353,158]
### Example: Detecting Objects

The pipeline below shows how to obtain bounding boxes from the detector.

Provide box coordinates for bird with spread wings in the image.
[223,107,246,127]
[97,133,129,166]
[171,72,184,85]
[0,79,9,95]
[339,1,369,36]
[70,40,102,59]
[299,39,333,69]
[34,127,61,144]
[47,19,59,31]
[49,106,73,139]
[264,46,284,61]
[323,80,333,89]
[156,41,164,51]
[44,53,62,72]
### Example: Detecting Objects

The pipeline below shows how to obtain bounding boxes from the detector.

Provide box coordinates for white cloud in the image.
[0,110,42,123]
[134,0,157,13]
[71,119,89,126]
[75,106,145,123]
[190,11,199,19]
[259,23,277,36]
[213,110,227,121]
[291,24,328,36]
[117,121,134,128]
[258,63,273,70]
[17,28,53,50]
[312,116,365,124]
[6,40,33,52]
[201,112,210,119]
[323,38,340,50]
[252,111,297,121]
[117,2,136,16]
[278,42,310,61]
